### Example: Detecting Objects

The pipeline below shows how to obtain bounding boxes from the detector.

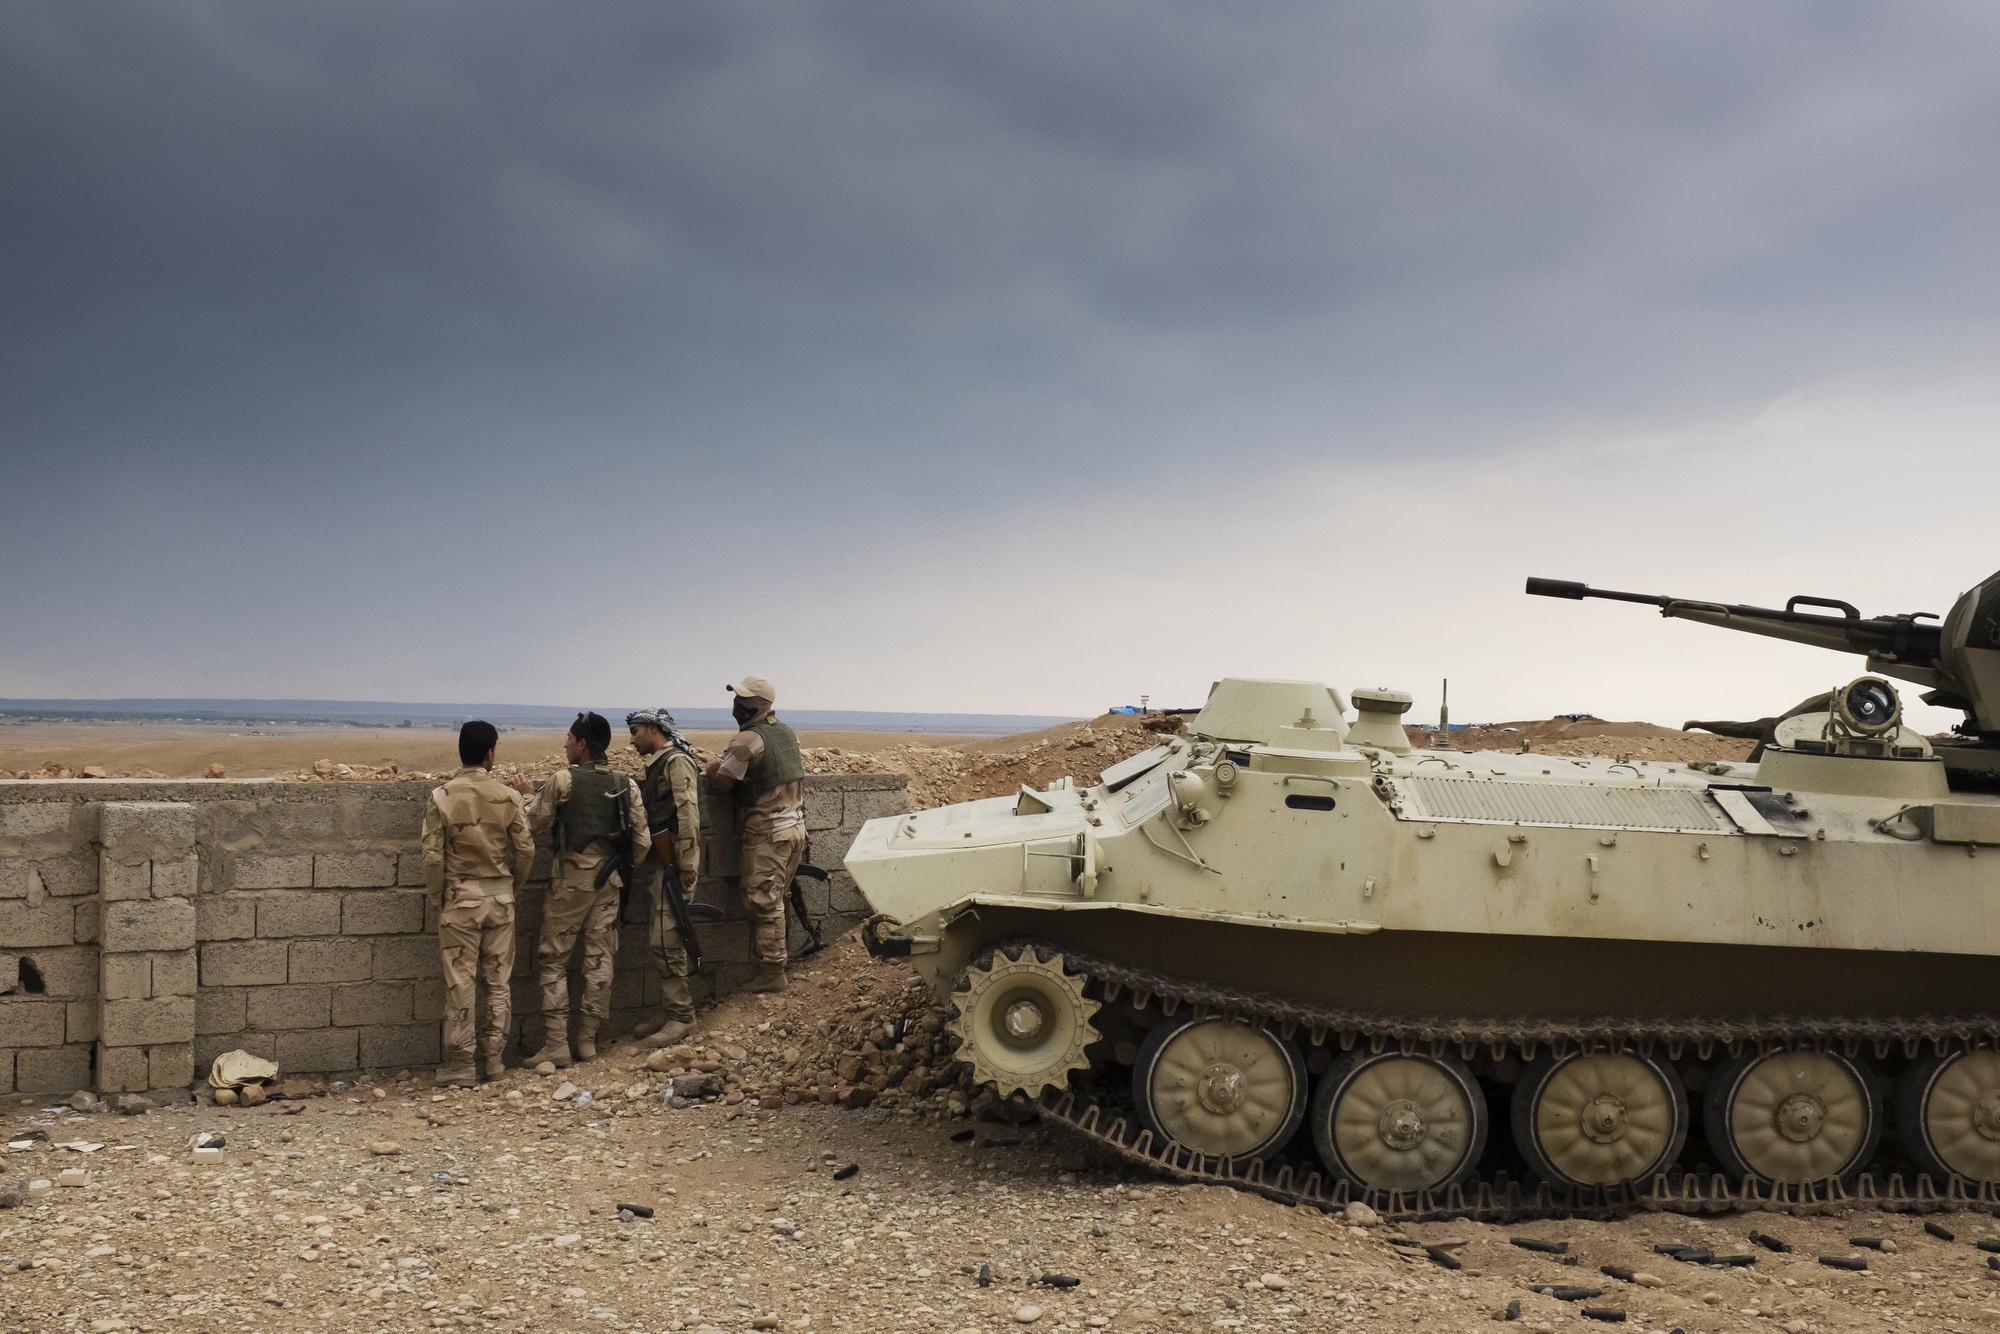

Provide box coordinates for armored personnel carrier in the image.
[846,570,2000,1217]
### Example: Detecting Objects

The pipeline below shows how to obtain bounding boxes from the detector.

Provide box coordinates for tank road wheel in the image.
[1705,1049,1882,1185]
[1512,1052,1687,1191]
[1310,1050,1487,1195]
[1133,1016,1308,1167]
[946,947,1101,1099]
[1897,1049,2000,1185]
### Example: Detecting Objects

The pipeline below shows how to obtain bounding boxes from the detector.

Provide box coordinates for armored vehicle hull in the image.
[847,668,2000,1219]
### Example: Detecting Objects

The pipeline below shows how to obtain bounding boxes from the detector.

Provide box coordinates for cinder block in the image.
[197,1031,274,1073]
[247,984,331,1030]
[359,1024,439,1069]
[258,802,341,843]
[73,899,99,944]
[275,1027,358,1074]
[0,803,77,854]
[27,856,95,898]
[412,977,446,1023]
[96,1044,150,1094]
[0,998,65,1046]
[827,871,867,916]
[97,802,196,856]
[197,988,247,1035]
[21,946,98,999]
[0,858,31,900]
[703,838,741,879]
[196,893,256,941]
[330,982,413,1027]
[150,855,197,899]
[372,934,442,981]
[0,954,14,992]
[101,997,194,1047]
[101,897,197,953]
[17,1043,92,1093]
[201,939,289,987]
[101,953,153,1001]
[424,897,439,934]
[100,856,153,903]
[841,786,909,827]
[803,786,843,831]
[148,1041,193,1089]
[231,854,314,890]
[703,920,752,964]
[288,938,372,983]
[0,899,78,948]
[313,852,395,888]
[255,892,341,938]
[806,830,850,872]
[396,854,427,889]
[341,890,424,936]
[67,1000,97,1043]
[0,1048,13,1094]
[151,949,196,997]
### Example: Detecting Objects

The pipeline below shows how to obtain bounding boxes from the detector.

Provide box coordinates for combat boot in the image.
[480,1055,506,1082]
[743,962,788,994]
[527,1032,572,1069]
[436,1061,477,1089]
[630,1015,667,1040]
[574,1018,599,1062]
[643,1020,692,1048]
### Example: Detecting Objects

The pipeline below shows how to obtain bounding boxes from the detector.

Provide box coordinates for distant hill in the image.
[0,698,1077,737]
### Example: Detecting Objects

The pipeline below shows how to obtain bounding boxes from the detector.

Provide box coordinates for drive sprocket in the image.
[948,945,1101,1098]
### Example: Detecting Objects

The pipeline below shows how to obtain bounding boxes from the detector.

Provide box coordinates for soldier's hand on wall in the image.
[509,777,534,796]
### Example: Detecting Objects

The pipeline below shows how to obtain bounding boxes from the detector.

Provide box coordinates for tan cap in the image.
[726,674,776,704]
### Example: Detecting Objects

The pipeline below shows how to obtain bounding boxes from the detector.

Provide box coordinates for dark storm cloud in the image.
[5,1,2000,698]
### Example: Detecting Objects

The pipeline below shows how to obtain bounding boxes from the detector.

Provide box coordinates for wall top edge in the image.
[0,771,908,803]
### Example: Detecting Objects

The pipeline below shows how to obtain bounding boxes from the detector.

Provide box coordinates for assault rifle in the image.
[788,863,830,956]
[592,775,641,893]
[649,821,726,996]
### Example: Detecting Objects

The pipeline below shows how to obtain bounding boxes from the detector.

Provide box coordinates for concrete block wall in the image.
[0,770,906,1094]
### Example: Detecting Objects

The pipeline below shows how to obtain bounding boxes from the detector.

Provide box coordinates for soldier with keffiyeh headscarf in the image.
[626,707,703,1044]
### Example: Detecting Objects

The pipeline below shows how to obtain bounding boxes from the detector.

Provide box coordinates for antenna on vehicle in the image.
[1436,678,1452,750]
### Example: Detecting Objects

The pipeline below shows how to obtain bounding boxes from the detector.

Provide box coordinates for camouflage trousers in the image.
[741,827,807,966]
[534,866,621,1027]
[437,882,516,1067]
[634,860,695,1023]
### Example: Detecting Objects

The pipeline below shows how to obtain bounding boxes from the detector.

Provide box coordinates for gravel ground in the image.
[10,1007,2000,1334]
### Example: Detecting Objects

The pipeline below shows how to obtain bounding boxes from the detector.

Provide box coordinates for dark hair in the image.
[570,710,612,758]
[458,720,499,766]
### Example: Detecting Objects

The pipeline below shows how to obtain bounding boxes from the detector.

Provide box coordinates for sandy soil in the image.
[0,725,977,782]
[6,939,1998,1334]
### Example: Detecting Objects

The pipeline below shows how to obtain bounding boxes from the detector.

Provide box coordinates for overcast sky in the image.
[5,2,2000,727]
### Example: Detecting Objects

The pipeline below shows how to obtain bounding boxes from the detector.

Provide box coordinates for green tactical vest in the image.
[640,747,696,839]
[742,716,803,797]
[557,764,625,858]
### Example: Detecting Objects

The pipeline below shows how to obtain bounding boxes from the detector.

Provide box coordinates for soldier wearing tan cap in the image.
[421,721,535,1087]
[706,674,804,993]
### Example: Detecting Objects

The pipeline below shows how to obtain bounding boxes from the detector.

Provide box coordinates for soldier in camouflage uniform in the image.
[706,674,805,994]
[625,708,702,1046]
[516,711,649,1066]
[421,720,535,1088]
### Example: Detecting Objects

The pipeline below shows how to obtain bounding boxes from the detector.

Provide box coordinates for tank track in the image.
[964,937,2000,1223]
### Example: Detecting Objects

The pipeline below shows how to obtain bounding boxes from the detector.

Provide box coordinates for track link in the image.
[962,937,2000,1223]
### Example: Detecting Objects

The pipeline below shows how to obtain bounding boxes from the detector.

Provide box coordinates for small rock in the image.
[1880,1239,1899,1254]
[1703,1292,1722,1305]
[238,1083,269,1107]
[204,762,227,778]
[112,1094,156,1115]
[0,1177,26,1208]
[1781,1322,1809,1333]
[1014,1306,1043,1324]
[1633,1272,1665,1288]
[1259,1273,1289,1289]
[1344,1202,1381,1227]
[644,1051,676,1073]
[751,1319,780,1331]
[552,1082,579,1101]
[535,1061,557,1075]
[58,1167,86,1187]
[213,1088,239,1106]
[367,1141,402,1156]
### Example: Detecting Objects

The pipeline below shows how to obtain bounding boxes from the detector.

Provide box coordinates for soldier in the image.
[705,674,804,993]
[515,711,649,1066]
[625,707,702,1046]
[421,720,534,1088]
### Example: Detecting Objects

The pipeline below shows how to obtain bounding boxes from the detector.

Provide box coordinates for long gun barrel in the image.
[1524,577,1946,679]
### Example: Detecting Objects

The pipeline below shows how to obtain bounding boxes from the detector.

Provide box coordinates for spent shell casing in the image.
[1530,1286,1602,1302]
[1849,1237,1885,1251]
[1426,1246,1462,1270]
[1599,1266,1635,1282]
[1819,1256,1868,1271]
[1580,1309,1627,1323]
[1504,1299,1521,1322]
[1036,1274,1081,1288]
[615,1203,654,1218]
[1512,1238,1570,1254]
[1748,1232,1793,1253]
[1925,1221,1956,1242]
[832,1164,859,1181]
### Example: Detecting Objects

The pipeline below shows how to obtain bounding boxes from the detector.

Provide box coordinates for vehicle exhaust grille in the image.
[1394,776,1734,833]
